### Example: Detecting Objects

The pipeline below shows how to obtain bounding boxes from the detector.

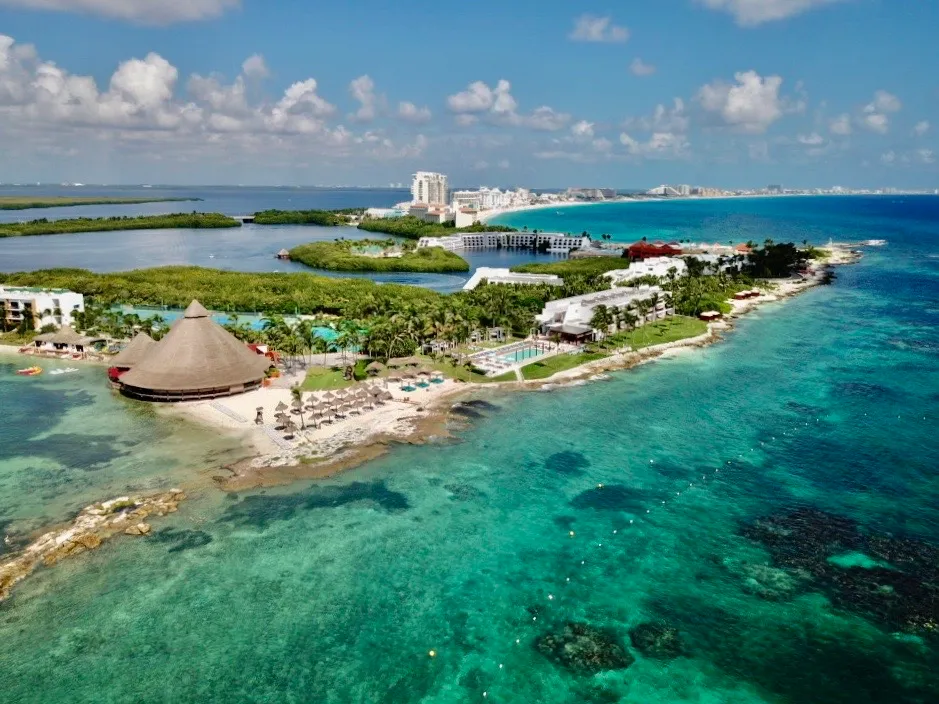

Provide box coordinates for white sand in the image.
[169,376,467,467]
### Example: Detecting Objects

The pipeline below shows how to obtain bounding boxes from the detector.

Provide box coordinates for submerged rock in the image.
[534,622,634,674]
[628,622,684,659]
[741,507,939,634]
[724,559,811,601]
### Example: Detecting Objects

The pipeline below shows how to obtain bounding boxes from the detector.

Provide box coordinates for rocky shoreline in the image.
[0,489,186,603]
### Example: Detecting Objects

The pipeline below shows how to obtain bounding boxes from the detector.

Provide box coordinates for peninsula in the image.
[288,239,470,273]
[0,195,200,211]
[0,212,241,237]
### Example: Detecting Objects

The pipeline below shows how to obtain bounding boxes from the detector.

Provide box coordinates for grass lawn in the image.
[520,351,608,380]
[300,366,355,391]
[604,316,708,352]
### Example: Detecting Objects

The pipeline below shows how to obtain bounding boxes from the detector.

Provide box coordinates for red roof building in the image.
[627,240,683,260]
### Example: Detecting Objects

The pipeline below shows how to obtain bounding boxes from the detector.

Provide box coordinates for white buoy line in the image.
[435,410,929,700]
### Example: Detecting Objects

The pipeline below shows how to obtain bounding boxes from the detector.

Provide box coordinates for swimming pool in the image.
[498,345,545,365]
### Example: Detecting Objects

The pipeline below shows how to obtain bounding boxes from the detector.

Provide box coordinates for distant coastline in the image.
[0,196,201,211]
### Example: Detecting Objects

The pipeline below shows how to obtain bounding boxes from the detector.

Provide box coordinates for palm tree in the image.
[647,293,661,323]
[311,334,333,366]
[290,385,306,430]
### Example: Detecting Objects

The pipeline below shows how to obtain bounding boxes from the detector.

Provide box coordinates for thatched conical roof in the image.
[120,300,269,393]
[111,332,155,368]
[34,325,91,346]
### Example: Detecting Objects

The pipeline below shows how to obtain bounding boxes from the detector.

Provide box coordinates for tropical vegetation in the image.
[288,239,470,273]
[357,215,516,240]
[253,209,356,226]
[511,256,628,277]
[0,212,240,237]
[0,196,199,211]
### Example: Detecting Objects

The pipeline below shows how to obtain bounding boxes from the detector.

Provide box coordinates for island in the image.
[0,195,201,211]
[288,238,470,273]
[0,212,241,237]
[253,209,360,226]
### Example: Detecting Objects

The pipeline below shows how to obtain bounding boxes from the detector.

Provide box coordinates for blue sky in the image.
[0,0,936,188]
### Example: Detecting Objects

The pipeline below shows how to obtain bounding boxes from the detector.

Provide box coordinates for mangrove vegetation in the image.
[252,209,358,226]
[0,212,241,237]
[288,239,469,273]
[357,215,516,240]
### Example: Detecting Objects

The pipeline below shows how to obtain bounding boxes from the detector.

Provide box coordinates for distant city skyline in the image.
[0,0,936,187]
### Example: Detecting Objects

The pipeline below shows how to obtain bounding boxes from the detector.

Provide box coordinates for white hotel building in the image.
[418,232,591,254]
[1,286,84,331]
[411,171,449,206]
[536,285,672,339]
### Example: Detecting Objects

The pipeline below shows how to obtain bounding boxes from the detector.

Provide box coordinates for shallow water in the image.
[1,196,938,703]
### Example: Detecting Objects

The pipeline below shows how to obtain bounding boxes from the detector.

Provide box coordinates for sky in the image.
[0,0,936,189]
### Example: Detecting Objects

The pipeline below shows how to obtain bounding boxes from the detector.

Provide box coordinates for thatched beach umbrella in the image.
[365,361,386,376]
[275,400,288,412]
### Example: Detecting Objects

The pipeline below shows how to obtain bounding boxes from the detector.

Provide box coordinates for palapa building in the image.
[116,300,271,402]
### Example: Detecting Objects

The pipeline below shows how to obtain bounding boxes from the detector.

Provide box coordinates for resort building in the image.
[1,286,84,331]
[604,257,688,285]
[646,185,682,197]
[536,285,672,341]
[627,240,683,260]
[107,332,155,383]
[462,267,563,291]
[454,208,480,228]
[417,232,590,253]
[566,187,617,200]
[411,171,449,206]
[117,300,272,402]
[30,326,105,360]
[408,203,454,224]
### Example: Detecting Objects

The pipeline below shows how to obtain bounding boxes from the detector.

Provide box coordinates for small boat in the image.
[15,366,42,376]
[49,368,80,376]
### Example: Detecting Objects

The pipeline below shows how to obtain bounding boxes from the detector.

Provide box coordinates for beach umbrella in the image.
[380,390,394,401]
[275,401,288,412]
[369,385,382,396]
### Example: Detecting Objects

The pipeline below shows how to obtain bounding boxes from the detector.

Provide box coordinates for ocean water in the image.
[1,196,938,703]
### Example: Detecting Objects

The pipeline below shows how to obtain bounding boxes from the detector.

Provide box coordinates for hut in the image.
[107,332,155,382]
[276,248,291,260]
[699,310,723,322]
[365,361,386,377]
[387,356,421,368]
[33,326,101,358]
[118,300,271,402]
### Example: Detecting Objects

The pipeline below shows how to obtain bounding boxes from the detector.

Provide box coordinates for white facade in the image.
[417,232,589,253]
[462,267,563,291]
[536,285,671,332]
[455,208,480,228]
[1,286,84,330]
[604,257,688,285]
[646,185,682,197]
[411,171,449,205]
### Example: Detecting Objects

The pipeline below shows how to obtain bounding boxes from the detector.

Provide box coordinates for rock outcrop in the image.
[0,489,185,602]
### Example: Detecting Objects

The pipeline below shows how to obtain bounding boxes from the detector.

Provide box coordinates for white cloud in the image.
[629,58,656,77]
[454,114,478,127]
[569,15,629,43]
[627,98,689,134]
[447,80,499,113]
[571,120,594,138]
[797,132,825,145]
[349,74,378,121]
[619,131,689,158]
[0,0,240,24]
[880,150,896,165]
[696,0,845,26]
[241,54,269,80]
[829,113,852,135]
[525,106,571,131]
[865,90,901,114]
[914,120,930,136]
[917,149,935,164]
[697,70,786,133]
[861,112,889,134]
[447,78,569,131]
[397,101,431,123]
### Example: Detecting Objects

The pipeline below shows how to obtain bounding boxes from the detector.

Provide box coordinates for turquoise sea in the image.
[1,195,939,703]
